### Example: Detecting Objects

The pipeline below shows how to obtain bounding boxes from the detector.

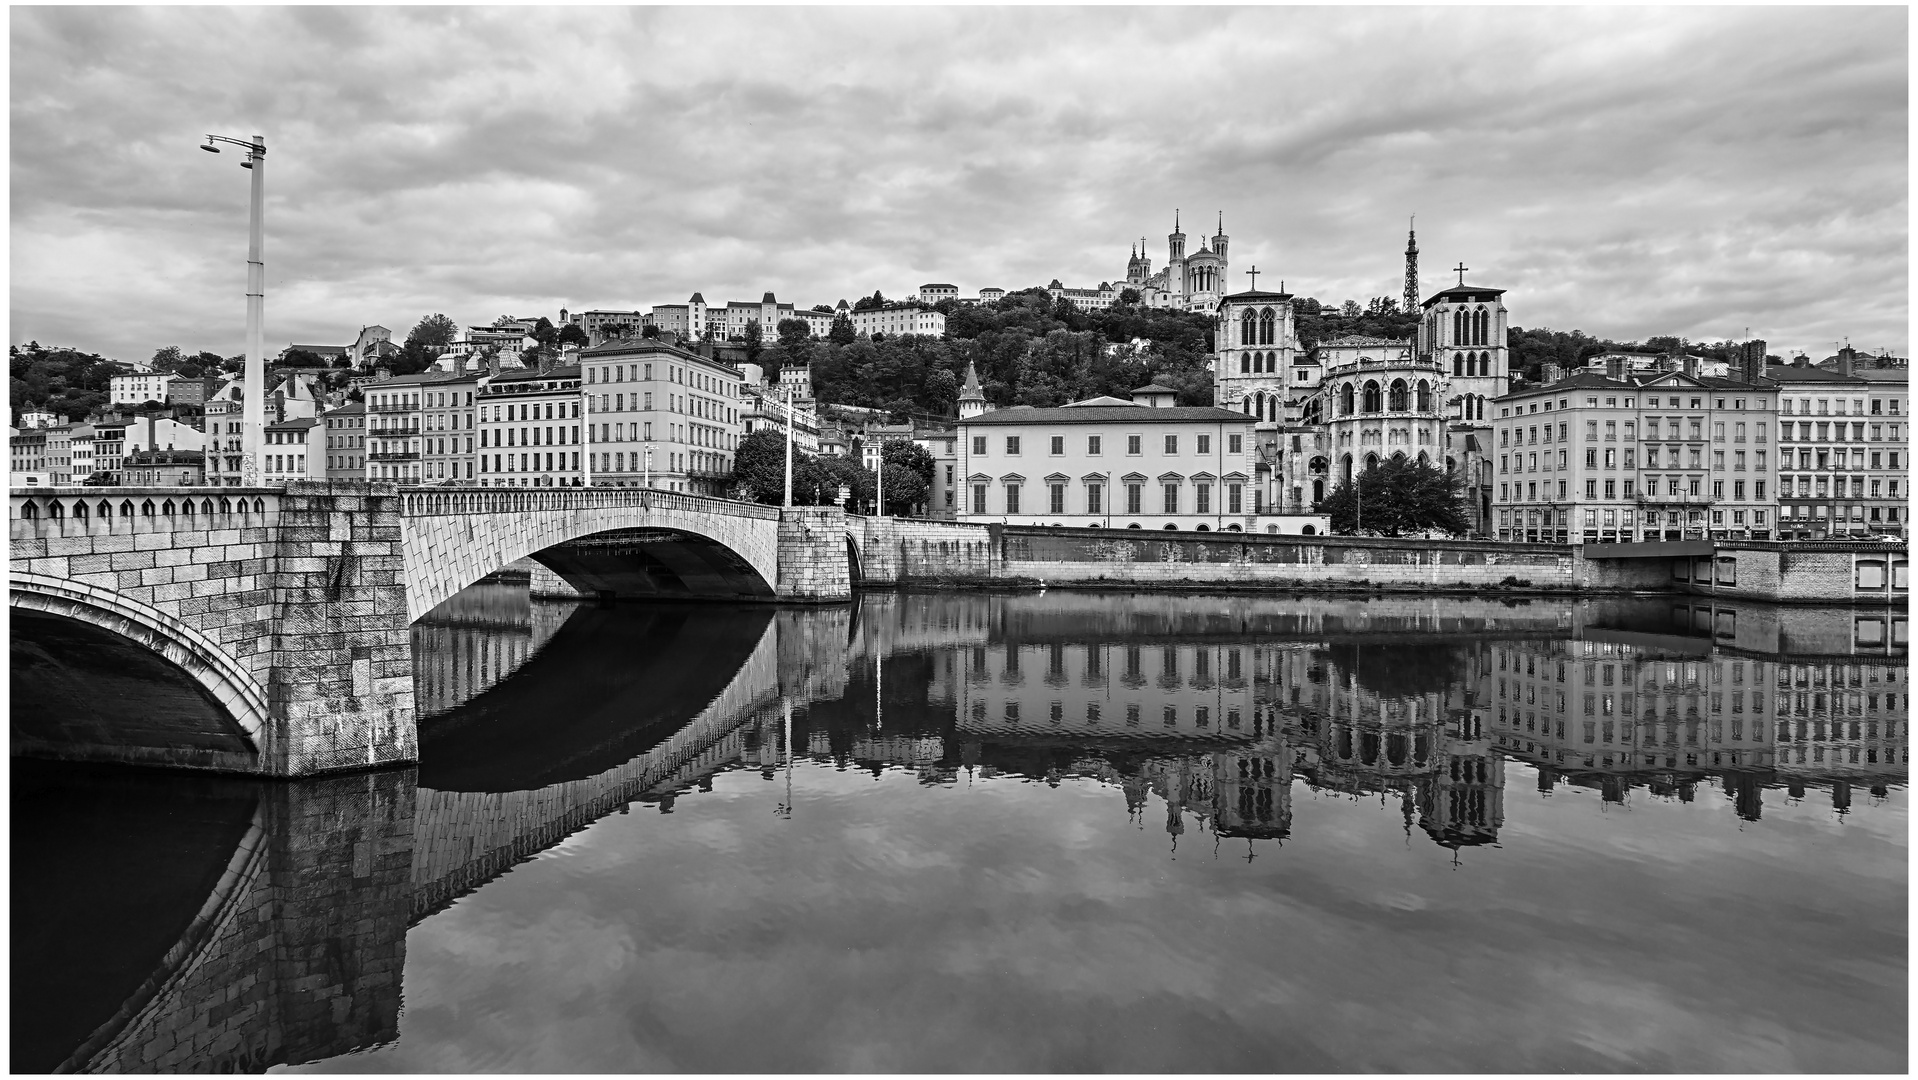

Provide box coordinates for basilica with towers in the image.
[1124,210,1233,314]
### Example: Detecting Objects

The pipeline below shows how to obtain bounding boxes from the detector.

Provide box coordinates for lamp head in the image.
[240,160,253,169]
[200,141,220,153]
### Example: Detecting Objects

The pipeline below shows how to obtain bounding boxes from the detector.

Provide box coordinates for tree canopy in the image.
[1315,457,1470,537]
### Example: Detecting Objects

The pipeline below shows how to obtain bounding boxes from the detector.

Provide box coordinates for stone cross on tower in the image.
[1245,266,1259,290]
[1454,262,1469,287]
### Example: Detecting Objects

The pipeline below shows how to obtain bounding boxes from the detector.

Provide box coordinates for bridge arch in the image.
[401,489,782,620]
[10,571,269,769]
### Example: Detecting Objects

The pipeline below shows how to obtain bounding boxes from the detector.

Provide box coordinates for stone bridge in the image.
[9,483,858,776]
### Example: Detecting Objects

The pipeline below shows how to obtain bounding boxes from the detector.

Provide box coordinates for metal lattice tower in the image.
[1403,216,1419,315]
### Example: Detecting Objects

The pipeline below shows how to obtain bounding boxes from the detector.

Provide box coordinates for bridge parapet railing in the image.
[397,485,783,520]
[10,487,283,541]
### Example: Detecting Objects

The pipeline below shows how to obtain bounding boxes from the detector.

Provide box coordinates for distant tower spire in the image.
[1403,215,1419,315]
[958,360,988,419]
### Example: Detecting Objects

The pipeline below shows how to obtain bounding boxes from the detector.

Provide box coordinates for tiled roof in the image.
[966,403,1247,425]
[1131,383,1180,394]
[488,365,581,384]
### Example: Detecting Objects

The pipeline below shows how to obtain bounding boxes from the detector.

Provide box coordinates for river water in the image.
[12,587,1908,1072]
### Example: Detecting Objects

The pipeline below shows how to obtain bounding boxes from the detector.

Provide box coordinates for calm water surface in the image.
[13,589,1908,1072]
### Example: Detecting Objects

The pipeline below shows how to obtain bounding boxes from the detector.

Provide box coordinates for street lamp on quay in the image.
[199,133,267,487]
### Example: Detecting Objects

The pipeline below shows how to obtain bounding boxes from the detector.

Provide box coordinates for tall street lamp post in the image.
[200,133,266,487]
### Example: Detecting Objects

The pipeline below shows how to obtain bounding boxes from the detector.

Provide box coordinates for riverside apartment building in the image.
[1492,370,1780,544]
[576,338,745,495]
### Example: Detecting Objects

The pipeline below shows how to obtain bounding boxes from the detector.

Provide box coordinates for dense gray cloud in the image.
[10,7,1907,363]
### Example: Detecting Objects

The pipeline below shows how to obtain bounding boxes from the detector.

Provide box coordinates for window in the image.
[1163,483,1178,514]
[1228,434,1243,453]
[1127,435,1142,455]
[1049,483,1065,514]
[1005,436,1021,455]
[1164,435,1179,454]
[972,483,987,512]
[1196,484,1211,513]
[1087,484,1103,515]
[1197,434,1211,454]
[1050,436,1064,455]
[973,436,987,455]
[1005,484,1021,514]
[1126,483,1142,514]
[1088,435,1102,455]
[1228,484,1242,514]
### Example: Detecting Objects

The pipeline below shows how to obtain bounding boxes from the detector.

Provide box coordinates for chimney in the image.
[1837,346,1856,377]
[1681,354,1699,378]
[1605,356,1626,381]
[487,350,502,378]
[1540,362,1562,385]
[454,350,468,377]
[1794,354,1810,368]
[537,348,554,376]
[146,414,155,453]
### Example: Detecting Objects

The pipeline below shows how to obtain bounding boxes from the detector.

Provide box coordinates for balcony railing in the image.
[368,450,420,462]
[367,401,414,414]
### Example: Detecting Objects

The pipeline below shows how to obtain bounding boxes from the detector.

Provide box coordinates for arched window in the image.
[1475,308,1489,346]
[1365,453,1379,471]
[1363,380,1383,412]
[21,501,37,520]
[1313,479,1324,504]
[1259,308,1276,345]
[1453,353,1463,376]
[1268,396,1280,423]
[1446,456,1457,473]
[97,500,112,519]
[1453,308,1464,343]
[1241,309,1257,347]
[1341,454,1354,482]
[1240,353,1250,374]
[1303,398,1322,425]
[1339,384,1356,416]
[1253,391,1265,419]
[1416,380,1432,412]
[1388,379,1409,411]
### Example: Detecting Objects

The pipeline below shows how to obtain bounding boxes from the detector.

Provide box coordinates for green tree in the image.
[151,345,185,372]
[813,453,874,509]
[829,310,857,346]
[878,462,926,515]
[730,428,808,505]
[1315,458,1469,537]
[1118,287,1142,305]
[558,322,589,348]
[282,348,326,368]
[742,319,764,364]
[776,318,811,348]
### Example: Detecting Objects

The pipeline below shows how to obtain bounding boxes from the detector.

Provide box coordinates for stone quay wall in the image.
[859,518,1669,594]
[1672,542,1909,605]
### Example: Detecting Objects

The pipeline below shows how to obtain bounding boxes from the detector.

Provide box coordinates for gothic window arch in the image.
[1241,309,1257,347]
[1416,380,1432,412]
[1388,379,1410,412]
[1253,390,1265,419]
[1453,308,1464,344]
[1339,384,1355,416]
[1452,352,1463,376]
[1362,380,1382,412]
[1303,398,1322,425]
[1240,353,1250,374]
[1341,454,1354,482]
[1259,308,1276,345]
[1365,452,1380,471]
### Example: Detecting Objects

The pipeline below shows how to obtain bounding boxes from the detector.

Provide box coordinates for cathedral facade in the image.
[1201,223,1505,533]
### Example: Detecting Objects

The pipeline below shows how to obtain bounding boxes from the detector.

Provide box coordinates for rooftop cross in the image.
[1454,262,1469,286]
[1245,266,1260,290]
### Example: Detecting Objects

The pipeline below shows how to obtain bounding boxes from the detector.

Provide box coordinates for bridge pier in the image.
[776,505,854,602]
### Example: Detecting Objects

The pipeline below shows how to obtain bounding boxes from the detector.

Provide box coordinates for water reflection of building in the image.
[1485,631,1908,818]
[411,583,577,718]
[935,640,1263,741]
[1285,647,1506,849]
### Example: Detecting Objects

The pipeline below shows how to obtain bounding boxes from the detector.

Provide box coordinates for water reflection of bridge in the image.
[23,591,1907,1072]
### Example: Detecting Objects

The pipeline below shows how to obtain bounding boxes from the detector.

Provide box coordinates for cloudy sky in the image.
[10,7,1908,364]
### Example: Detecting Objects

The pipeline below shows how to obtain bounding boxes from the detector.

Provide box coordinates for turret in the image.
[1168,209,1186,263]
[1213,211,1229,264]
[958,361,988,419]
